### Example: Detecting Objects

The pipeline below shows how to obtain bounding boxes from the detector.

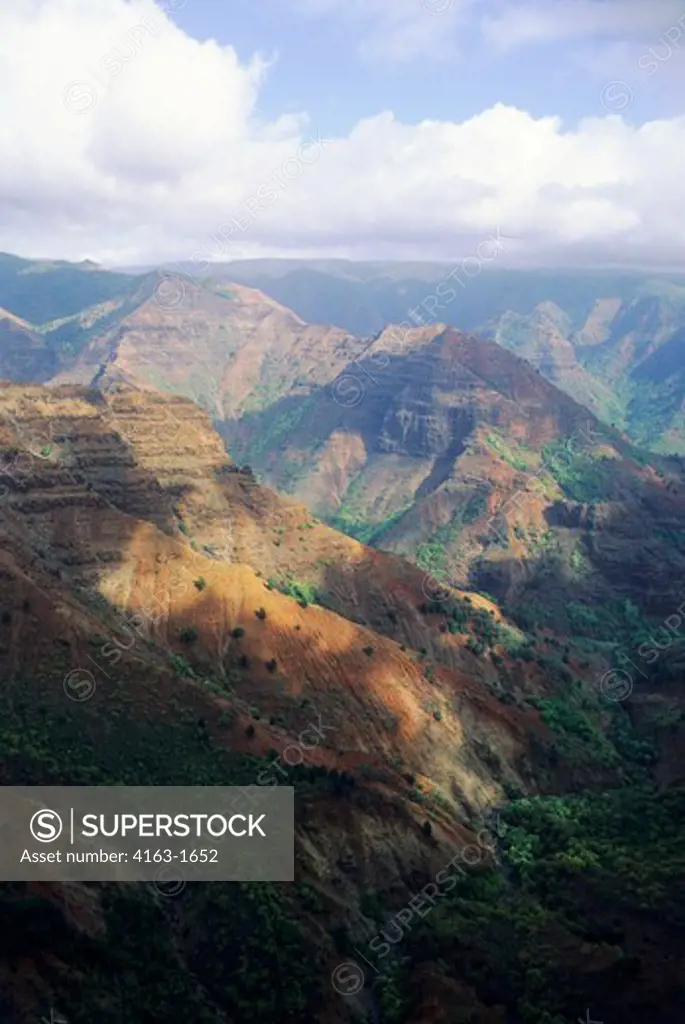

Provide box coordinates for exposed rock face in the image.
[185,261,685,450]
[226,325,685,631]
[2,257,685,454]
[0,381,565,806]
[19,275,679,634]
[52,273,367,421]
[485,302,604,414]
[377,385,474,458]
[489,292,685,449]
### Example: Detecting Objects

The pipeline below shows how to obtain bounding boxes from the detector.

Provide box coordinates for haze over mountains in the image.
[4,250,685,452]
[3,250,685,634]
[211,259,685,452]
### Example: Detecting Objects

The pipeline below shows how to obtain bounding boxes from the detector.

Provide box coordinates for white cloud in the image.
[0,0,684,270]
[482,0,685,50]
[291,0,479,63]
[291,0,685,64]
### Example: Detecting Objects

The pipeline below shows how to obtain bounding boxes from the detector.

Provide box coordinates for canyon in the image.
[0,254,683,1022]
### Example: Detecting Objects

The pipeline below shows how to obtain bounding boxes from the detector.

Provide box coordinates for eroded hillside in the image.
[225,325,685,641]
[50,273,366,420]
[1,383,683,1023]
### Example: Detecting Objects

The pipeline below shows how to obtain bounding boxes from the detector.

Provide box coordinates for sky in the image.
[0,0,684,268]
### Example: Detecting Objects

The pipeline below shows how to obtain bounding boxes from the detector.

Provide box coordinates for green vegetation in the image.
[239,395,316,458]
[541,439,614,503]
[400,784,685,1024]
[486,429,535,471]
[415,491,489,573]
[420,596,532,658]
[329,499,412,545]
[0,252,136,325]
[512,590,656,647]
[528,692,620,769]
[266,574,324,607]
[240,376,292,415]
[170,653,194,676]
[566,596,646,644]
[569,546,591,576]
[416,540,448,573]
[0,678,371,1022]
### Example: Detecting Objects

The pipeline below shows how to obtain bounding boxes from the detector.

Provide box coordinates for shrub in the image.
[421,820,433,837]
[179,627,198,644]
[503,781,523,800]
[232,626,245,638]
[266,658,278,673]
[255,607,267,620]
[194,576,207,592]
[362,645,374,657]
[245,724,255,738]
[272,575,321,606]
[170,653,194,676]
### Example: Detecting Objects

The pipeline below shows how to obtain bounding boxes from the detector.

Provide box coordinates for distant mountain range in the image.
[1,252,684,641]
[200,259,685,453]
[8,251,682,451]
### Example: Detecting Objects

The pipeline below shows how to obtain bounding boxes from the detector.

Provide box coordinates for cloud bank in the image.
[0,0,683,269]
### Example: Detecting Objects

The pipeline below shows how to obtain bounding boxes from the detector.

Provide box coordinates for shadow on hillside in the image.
[0,385,522,811]
[218,335,537,491]
[1,390,684,1024]
[466,456,685,634]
